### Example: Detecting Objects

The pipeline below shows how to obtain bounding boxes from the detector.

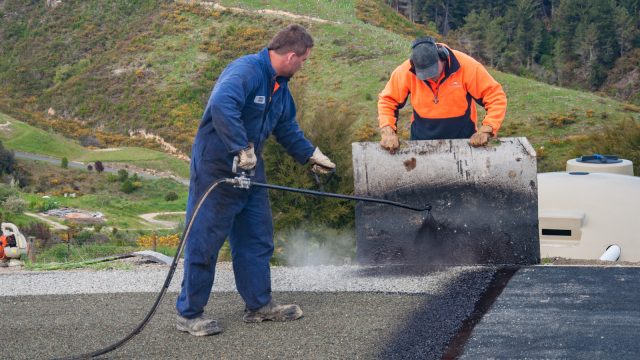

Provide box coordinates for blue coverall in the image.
[176,48,316,318]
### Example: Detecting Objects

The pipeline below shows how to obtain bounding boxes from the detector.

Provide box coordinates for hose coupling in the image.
[226,175,252,189]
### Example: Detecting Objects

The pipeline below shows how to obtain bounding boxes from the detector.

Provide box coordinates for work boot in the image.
[243,301,303,323]
[176,314,222,336]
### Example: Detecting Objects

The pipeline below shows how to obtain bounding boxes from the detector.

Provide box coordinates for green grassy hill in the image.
[1,0,638,174]
[0,112,189,178]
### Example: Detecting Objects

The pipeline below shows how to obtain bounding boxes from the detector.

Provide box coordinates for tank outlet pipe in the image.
[599,245,621,262]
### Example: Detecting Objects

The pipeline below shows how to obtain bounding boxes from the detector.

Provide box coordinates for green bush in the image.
[30,198,59,212]
[265,100,358,233]
[3,195,27,214]
[121,180,135,193]
[74,230,94,245]
[576,118,640,175]
[61,157,69,169]
[0,185,18,203]
[0,141,15,176]
[117,169,129,182]
[165,191,179,201]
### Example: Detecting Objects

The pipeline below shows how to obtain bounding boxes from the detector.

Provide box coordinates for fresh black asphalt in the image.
[460,266,640,360]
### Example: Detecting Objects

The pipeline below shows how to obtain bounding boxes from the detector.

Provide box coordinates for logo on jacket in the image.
[254,96,266,104]
[449,81,462,88]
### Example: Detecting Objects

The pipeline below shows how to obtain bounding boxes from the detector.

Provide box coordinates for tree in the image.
[554,0,582,85]
[0,141,15,176]
[94,161,104,173]
[61,157,68,169]
[614,5,637,57]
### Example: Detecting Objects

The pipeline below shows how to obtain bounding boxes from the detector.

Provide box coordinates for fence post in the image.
[27,236,36,262]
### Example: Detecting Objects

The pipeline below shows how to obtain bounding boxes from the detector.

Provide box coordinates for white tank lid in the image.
[566,155,633,176]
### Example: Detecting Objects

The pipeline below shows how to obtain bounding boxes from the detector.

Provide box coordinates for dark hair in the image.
[267,24,314,56]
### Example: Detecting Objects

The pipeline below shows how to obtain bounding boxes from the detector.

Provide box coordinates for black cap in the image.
[411,41,440,80]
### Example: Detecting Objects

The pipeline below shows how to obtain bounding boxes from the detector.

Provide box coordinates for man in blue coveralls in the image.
[176,25,336,336]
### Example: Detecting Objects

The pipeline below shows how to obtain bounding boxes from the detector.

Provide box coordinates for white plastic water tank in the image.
[566,154,633,176]
[538,171,640,261]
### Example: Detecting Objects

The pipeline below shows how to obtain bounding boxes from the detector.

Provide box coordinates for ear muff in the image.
[411,36,449,61]
[437,46,449,61]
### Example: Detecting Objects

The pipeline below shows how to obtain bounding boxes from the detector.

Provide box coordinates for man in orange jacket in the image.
[378,37,507,152]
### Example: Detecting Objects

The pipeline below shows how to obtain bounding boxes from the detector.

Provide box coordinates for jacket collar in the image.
[259,48,277,81]
[258,47,292,86]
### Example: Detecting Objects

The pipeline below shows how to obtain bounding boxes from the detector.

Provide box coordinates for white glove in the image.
[238,144,257,170]
[309,147,335,174]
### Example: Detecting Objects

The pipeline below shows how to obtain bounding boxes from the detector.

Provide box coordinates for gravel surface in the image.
[0,262,489,296]
[3,269,496,360]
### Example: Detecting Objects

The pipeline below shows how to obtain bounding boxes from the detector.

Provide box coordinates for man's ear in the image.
[286,52,296,63]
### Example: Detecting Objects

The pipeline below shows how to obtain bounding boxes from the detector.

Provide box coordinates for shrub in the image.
[121,180,135,193]
[79,135,103,147]
[3,195,27,214]
[576,119,640,175]
[265,99,357,233]
[137,233,180,248]
[22,222,52,248]
[61,157,69,169]
[74,230,94,245]
[0,141,15,176]
[30,198,59,212]
[0,185,17,203]
[94,161,104,173]
[117,169,129,182]
[165,191,179,201]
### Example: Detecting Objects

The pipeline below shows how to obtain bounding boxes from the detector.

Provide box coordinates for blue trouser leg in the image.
[176,169,247,319]
[229,187,275,311]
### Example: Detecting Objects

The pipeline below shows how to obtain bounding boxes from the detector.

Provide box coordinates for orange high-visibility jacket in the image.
[378,45,507,140]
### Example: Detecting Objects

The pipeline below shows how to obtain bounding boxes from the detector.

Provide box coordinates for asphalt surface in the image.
[460,266,640,360]
[3,265,639,359]
[2,265,495,360]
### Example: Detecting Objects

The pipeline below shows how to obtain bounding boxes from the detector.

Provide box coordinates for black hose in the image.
[55,178,228,360]
[55,176,429,359]
[251,181,431,212]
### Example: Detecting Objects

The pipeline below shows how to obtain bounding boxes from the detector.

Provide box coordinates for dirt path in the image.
[24,212,69,230]
[138,211,186,229]
[179,0,337,24]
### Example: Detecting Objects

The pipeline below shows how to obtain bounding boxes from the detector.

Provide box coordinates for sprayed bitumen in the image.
[356,183,539,265]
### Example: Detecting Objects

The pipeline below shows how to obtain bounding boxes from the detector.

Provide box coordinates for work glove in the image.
[379,126,400,154]
[238,143,257,170]
[309,147,336,174]
[469,125,493,147]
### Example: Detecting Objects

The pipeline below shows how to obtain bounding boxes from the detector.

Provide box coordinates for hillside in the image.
[0,112,190,178]
[1,0,638,169]
[0,0,639,235]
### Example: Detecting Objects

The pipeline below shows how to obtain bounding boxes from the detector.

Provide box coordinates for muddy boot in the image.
[243,301,303,323]
[176,314,222,336]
